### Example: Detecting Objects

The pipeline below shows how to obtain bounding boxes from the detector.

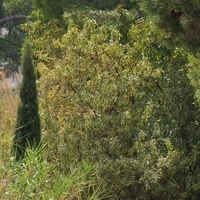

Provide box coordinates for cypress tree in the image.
[12,42,41,161]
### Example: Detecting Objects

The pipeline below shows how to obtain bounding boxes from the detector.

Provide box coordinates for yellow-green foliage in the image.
[23,13,200,199]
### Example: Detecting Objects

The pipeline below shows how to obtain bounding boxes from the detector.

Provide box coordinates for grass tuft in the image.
[1,145,109,199]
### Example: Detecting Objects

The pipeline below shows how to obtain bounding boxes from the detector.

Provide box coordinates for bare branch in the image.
[0,15,27,26]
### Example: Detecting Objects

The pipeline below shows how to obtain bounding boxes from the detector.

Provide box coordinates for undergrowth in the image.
[0,146,109,200]
[0,73,109,200]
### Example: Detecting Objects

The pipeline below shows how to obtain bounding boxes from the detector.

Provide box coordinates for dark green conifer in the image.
[137,0,200,51]
[12,42,41,161]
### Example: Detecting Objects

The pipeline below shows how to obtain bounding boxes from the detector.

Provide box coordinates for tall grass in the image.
[0,72,109,200]
[0,71,19,165]
[0,145,109,200]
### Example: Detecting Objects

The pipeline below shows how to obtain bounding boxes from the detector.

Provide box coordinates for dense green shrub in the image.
[24,13,200,199]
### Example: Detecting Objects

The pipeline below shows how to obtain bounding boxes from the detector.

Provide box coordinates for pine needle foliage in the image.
[137,0,200,51]
[12,42,41,161]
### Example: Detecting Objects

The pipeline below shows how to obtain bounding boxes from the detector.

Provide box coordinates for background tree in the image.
[0,0,32,76]
[12,41,41,161]
[136,0,200,51]
[135,0,200,112]
[32,0,138,19]
[0,0,27,25]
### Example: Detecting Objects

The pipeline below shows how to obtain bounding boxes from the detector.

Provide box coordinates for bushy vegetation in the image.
[0,88,108,199]
[18,8,200,199]
[2,1,200,199]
